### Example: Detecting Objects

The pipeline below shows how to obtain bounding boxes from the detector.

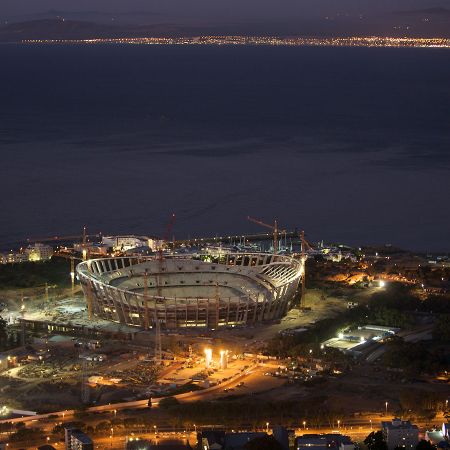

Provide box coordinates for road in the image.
[0,363,260,425]
[6,413,449,450]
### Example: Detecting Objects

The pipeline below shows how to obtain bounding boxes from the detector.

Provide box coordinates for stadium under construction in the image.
[76,253,303,329]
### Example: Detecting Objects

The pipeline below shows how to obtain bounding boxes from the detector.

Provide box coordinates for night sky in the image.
[2,0,449,21]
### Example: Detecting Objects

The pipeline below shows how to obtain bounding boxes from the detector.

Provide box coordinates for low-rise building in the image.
[381,418,419,450]
[295,434,355,450]
[224,432,267,450]
[101,235,158,252]
[295,434,328,450]
[26,243,53,261]
[64,428,93,450]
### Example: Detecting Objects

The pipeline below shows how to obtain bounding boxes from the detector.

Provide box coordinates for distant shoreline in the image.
[17,35,450,48]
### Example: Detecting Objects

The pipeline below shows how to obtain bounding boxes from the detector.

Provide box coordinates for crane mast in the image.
[247,216,279,255]
[154,213,176,364]
[299,230,314,309]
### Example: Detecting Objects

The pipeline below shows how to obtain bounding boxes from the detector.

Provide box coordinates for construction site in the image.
[1,217,447,422]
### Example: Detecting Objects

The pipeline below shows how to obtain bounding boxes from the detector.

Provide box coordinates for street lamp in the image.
[370,419,372,430]
[303,421,306,430]
[385,402,388,416]
[337,420,340,429]
[266,422,269,432]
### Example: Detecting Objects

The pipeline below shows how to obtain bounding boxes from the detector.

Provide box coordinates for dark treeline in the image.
[0,256,71,288]
[268,282,450,359]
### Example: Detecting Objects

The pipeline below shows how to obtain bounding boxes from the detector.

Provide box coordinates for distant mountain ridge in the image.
[1,15,450,43]
[0,19,198,42]
[393,7,450,15]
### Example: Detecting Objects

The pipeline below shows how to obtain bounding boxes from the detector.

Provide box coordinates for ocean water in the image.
[0,44,449,251]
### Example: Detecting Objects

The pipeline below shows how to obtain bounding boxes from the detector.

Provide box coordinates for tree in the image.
[433,314,450,341]
[244,435,284,450]
[159,396,180,410]
[416,440,436,450]
[0,317,8,350]
[364,431,388,450]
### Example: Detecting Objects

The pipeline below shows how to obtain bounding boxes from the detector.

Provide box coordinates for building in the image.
[0,355,8,372]
[77,252,303,329]
[381,419,419,450]
[101,235,158,252]
[425,430,445,445]
[295,434,355,450]
[64,428,93,450]
[325,434,355,450]
[1,250,29,263]
[224,432,267,450]
[198,430,226,450]
[272,426,290,450]
[443,422,450,439]
[125,438,152,449]
[26,243,53,261]
[295,434,328,450]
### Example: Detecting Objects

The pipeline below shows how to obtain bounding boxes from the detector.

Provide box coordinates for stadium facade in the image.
[76,253,303,329]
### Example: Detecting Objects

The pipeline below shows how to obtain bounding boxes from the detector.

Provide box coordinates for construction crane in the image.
[154,213,176,363]
[20,297,27,346]
[299,230,314,309]
[158,213,176,261]
[143,269,150,331]
[81,225,89,260]
[70,257,76,293]
[247,216,282,254]
[26,230,101,244]
[80,358,90,404]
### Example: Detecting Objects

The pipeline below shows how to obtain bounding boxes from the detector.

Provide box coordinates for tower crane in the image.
[158,213,176,261]
[153,213,176,363]
[247,216,284,255]
[26,230,101,244]
[299,230,314,309]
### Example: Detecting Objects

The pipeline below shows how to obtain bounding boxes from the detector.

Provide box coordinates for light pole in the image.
[370,419,372,430]
[303,421,306,430]
[266,422,269,433]
[385,402,388,416]
[337,420,340,429]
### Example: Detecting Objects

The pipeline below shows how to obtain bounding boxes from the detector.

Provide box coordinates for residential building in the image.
[26,243,53,261]
[64,428,93,450]
[295,434,328,450]
[198,430,226,450]
[224,432,267,450]
[381,419,419,450]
